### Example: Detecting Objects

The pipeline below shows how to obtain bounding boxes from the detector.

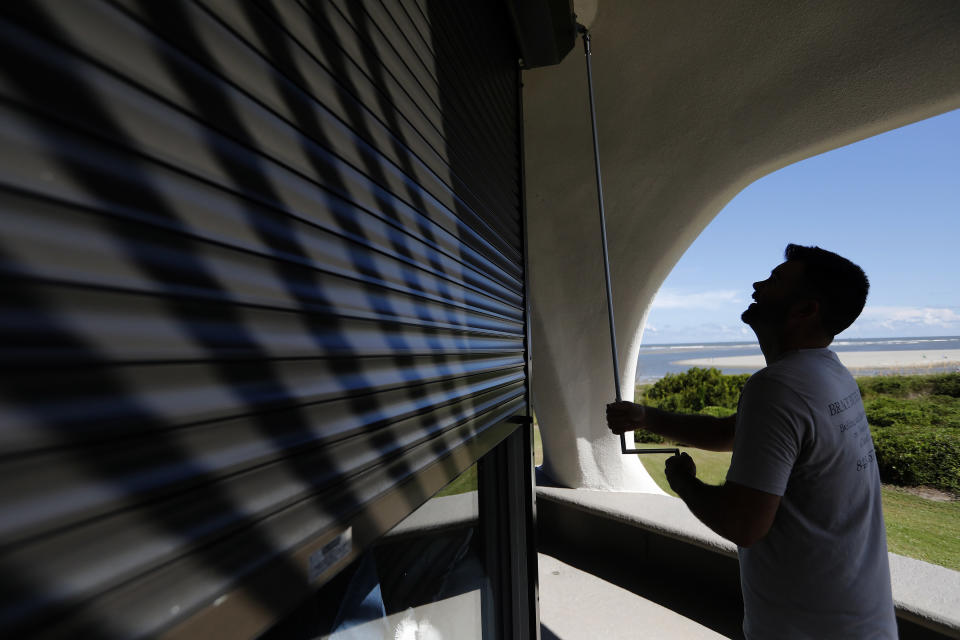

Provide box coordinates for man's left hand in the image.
[665,452,696,493]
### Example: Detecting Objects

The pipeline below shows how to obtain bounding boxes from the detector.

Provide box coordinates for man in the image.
[607,244,896,639]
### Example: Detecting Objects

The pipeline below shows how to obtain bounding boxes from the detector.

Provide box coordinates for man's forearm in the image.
[669,473,778,548]
[643,407,735,451]
[670,474,745,545]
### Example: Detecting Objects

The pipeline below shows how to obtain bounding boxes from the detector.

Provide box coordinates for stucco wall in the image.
[523,0,960,489]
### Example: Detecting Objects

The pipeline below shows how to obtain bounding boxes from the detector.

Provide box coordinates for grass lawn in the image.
[640,446,960,571]
[880,486,960,569]
[639,446,732,491]
[435,462,477,497]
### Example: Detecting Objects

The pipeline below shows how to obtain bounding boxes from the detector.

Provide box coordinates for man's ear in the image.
[791,298,820,320]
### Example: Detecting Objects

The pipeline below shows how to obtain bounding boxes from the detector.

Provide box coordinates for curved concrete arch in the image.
[523,0,960,490]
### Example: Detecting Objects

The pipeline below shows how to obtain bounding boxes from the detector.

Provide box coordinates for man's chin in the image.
[741,304,758,325]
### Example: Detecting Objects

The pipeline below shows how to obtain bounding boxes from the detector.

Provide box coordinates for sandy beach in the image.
[674,349,960,371]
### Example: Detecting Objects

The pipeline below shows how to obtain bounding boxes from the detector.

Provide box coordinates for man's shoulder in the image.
[743,363,793,391]
[744,349,857,415]
[740,368,803,409]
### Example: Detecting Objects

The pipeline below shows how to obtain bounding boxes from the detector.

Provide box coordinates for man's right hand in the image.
[605,401,647,435]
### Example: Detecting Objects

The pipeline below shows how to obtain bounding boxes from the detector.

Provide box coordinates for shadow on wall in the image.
[0,0,523,637]
[540,624,562,639]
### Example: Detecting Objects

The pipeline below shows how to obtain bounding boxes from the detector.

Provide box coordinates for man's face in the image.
[741,260,808,329]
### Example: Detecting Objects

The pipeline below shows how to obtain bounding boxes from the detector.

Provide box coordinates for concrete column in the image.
[523,0,960,490]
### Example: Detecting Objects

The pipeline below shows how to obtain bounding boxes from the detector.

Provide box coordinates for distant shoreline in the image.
[674,349,960,370]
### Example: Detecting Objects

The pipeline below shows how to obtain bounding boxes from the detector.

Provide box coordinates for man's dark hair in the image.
[784,244,869,337]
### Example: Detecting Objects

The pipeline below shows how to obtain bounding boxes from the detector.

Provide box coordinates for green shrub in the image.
[931,372,960,398]
[698,405,737,418]
[865,395,960,430]
[865,396,928,428]
[872,429,960,494]
[858,372,960,399]
[634,369,743,447]
[864,380,960,495]
[858,376,914,398]
[633,429,665,443]
[644,367,749,414]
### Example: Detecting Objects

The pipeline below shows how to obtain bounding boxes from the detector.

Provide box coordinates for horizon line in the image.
[640,334,960,347]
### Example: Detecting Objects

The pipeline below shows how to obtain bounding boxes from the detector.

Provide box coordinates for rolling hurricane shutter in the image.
[0,0,527,637]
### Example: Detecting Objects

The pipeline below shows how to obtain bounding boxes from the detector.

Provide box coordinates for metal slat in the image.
[0,5,525,289]
[376,0,440,90]
[427,0,517,159]
[388,0,522,234]
[323,0,447,136]
[326,0,523,230]
[1,390,526,636]
[1,283,524,366]
[194,0,523,265]
[3,349,522,435]
[0,0,525,636]
[396,0,436,61]
[284,0,449,150]
[423,2,523,238]
[252,0,473,220]
[0,187,524,328]
[276,0,524,257]
[39,401,523,640]
[458,0,519,127]
[0,130,521,313]
[354,0,524,241]
[208,0,524,272]
[1,371,527,545]
[0,351,526,455]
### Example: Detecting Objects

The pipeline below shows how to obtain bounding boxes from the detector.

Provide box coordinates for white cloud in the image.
[642,322,753,344]
[849,306,960,333]
[650,288,743,310]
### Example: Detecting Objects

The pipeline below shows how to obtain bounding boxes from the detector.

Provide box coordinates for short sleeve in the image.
[726,373,806,496]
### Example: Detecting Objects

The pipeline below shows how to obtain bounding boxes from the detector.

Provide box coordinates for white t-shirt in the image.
[726,348,897,639]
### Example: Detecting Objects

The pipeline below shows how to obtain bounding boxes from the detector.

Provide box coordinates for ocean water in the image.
[635,336,960,383]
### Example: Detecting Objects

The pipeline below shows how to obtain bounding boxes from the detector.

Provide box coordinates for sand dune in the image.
[674,349,960,370]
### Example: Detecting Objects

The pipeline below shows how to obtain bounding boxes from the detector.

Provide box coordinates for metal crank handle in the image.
[621,446,681,455]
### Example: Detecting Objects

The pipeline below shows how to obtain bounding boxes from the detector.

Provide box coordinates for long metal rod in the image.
[579,26,678,457]
[580,28,621,401]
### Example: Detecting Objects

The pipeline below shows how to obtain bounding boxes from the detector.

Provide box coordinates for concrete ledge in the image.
[890,553,960,638]
[537,487,960,639]
[383,492,478,539]
[537,486,737,559]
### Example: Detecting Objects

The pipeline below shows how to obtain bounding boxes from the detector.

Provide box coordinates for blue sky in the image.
[643,108,960,345]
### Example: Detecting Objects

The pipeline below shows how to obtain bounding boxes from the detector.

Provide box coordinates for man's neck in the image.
[757,331,831,364]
